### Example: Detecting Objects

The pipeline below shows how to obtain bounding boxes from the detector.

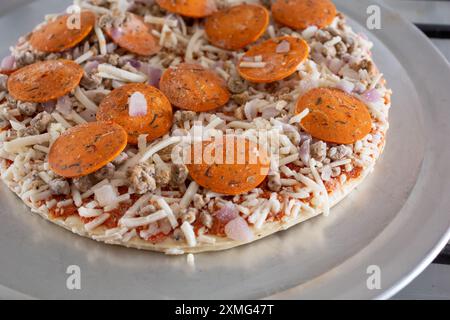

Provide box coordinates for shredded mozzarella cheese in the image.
[98,64,148,83]
[74,87,98,112]
[85,213,111,231]
[94,25,107,56]
[181,221,197,247]
[120,210,167,228]
[3,133,50,153]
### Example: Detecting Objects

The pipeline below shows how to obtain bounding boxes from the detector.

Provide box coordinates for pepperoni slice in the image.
[186,136,270,195]
[104,13,160,56]
[29,11,96,53]
[295,87,372,144]
[272,0,337,30]
[49,122,127,178]
[205,4,269,50]
[159,63,230,112]
[96,83,173,144]
[237,36,309,83]
[7,60,83,103]
[156,0,217,18]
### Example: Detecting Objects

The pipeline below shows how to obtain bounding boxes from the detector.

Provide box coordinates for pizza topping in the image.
[224,216,253,242]
[276,40,291,54]
[104,13,161,56]
[94,184,118,207]
[156,0,217,18]
[129,162,157,194]
[267,172,282,192]
[48,121,127,178]
[48,179,71,196]
[272,0,337,30]
[0,0,390,248]
[159,63,230,112]
[295,87,372,144]
[170,163,189,186]
[205,4,269,50]
[96,83,173,144]
[29,11,96,53]
[7,60,84,103]
[17,102,37,117]
[180,221,197,247]
[1,55,15,71]
[93,162,116,180]
[328,145,352,161]
[3,132,51,153]
[238,36,309,83]
[72,175,95,193]
[85,213,111,231]
[186,136,270,195]
[214,202,239,224]
[0,74,8,91]
[310,141,327,162]
[97,63,148,83]
[128,92,148,117]
[361,88,382,104]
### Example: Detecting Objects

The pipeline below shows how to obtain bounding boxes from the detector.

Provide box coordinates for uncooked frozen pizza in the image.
[0,0,391,254]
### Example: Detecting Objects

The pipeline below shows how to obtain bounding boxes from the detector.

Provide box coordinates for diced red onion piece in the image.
[56,95,72,115]
[84,60,99,73]
[1,55,15,70]
[149,68,162,88]
[94,184,118,207]
[79,109,97,122]
[129,92,148,117]
[328,58,344,74]
[353,83,366,94]
[140,63,162,88]
[276,40,291,54]
[42,100,56,113]
[214,202,239,224]
[129,59,141,69]
[224,217,253,242]
[362,88,381,103]
[110,27,124,40]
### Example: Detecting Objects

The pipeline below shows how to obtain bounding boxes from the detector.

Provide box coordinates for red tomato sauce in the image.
[346,166,362,180]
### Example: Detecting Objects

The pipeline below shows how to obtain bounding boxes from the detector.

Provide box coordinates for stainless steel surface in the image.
[382,0,450,25]
[383,0,450,65]
[394,264,450,299]
[1,0,450,299]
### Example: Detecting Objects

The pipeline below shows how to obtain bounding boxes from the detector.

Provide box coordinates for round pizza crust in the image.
[0,1,390,254]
